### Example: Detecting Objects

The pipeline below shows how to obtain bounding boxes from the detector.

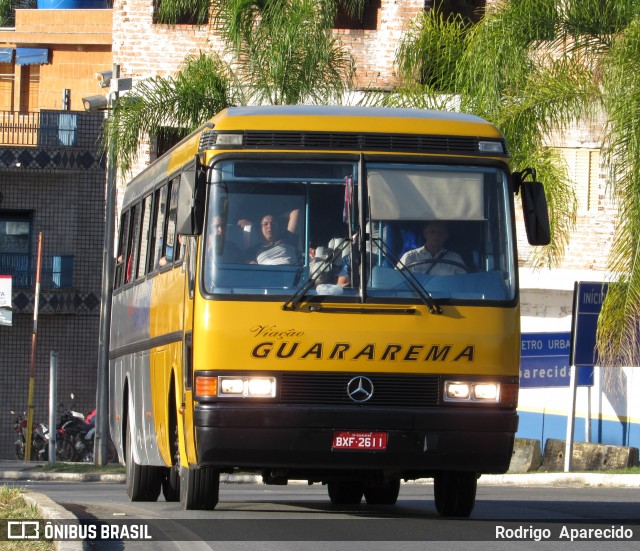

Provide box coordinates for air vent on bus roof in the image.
[199,130,507,156]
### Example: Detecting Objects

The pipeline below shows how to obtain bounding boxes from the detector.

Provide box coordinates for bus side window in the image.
[136,194,153,279]
[151,185,168,270]
[162,176,180,265]
[127,203,142,283]
[115,210,131,289]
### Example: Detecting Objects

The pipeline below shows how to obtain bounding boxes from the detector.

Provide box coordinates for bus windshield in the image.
[203,159,515,302]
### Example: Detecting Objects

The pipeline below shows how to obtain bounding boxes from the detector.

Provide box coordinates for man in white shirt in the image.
[251,214,298,265]
[397,221,466,276]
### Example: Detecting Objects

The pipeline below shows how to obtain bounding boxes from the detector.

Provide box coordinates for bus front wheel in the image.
[433,471,477,517]
[179,465,220,510]
[125,415,162,502]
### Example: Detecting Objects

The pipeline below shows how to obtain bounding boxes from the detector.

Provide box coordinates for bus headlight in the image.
[445,382,471,400]
[195,373,278,401]
[218,376,277,398]
[473,383,499,401]
[444,381,503,404]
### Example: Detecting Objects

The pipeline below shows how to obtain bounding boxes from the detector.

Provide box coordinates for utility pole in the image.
[93,63,122,465]
[25,232,43,462]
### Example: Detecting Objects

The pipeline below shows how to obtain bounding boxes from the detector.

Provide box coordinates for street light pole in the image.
[95,63,119,466]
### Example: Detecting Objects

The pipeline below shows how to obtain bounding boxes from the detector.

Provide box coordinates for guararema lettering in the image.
[250,341,475,362]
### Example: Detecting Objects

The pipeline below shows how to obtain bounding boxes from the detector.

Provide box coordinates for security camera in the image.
[82,95,108,112]
[96,70,112,88]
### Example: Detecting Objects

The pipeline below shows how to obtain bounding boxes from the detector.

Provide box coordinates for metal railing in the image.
[0,111,40,146]
[0,253,74,289]
[0,110,104,148]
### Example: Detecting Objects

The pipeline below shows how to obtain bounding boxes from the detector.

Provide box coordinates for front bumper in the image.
[194,404,517,477]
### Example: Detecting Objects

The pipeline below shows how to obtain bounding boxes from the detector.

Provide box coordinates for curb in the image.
[22,492,84,551]
[479,472,640,487]
[1,471,125,482]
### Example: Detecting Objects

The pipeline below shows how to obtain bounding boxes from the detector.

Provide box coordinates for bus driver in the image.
[397,221,466,276]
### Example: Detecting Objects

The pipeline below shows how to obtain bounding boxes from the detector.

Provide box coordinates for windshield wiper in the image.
[282,237,354,311]
[370,236,443,315]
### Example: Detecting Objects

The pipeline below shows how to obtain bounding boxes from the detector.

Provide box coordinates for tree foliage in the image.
[0,0,36,27]
[392,0,640,366]
[107,0,356,175]
[106,53,241,176]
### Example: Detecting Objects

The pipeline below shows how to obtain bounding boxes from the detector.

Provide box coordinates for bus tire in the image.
[162,467,180,502]
[125,415,162,502]
[433,471,477,517]
[363,478,400,505]
[327,481,364,505]
[162,422,180,502]
[179,465,220,510]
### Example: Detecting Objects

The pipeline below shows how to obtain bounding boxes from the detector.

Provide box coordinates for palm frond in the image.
[517,147,577,268]
[0,0,37,26]
[212,0,271,50]
[238,0,354,105]
[395,9,469,93]
[154,0,210,25]
[106,53,239,176]
[558,0,640,54]
[597,17,640,365]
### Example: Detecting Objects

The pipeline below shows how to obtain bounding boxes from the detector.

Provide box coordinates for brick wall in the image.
[40,47,113,111]
[0,9,113,112]
[112,0,424,87]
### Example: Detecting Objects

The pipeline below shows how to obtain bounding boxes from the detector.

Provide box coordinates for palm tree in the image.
[107,0,358,175]
[388,0,640,367]
[387,7,581,269]
[106,53,242,177]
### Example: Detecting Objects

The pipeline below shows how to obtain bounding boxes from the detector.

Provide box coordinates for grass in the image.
[34,462,125,474]
[595,466,640,475]
[0,463,122,549]
[0,486,53,550]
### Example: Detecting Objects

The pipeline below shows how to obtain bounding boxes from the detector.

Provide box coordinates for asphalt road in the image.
[11,479,640,551]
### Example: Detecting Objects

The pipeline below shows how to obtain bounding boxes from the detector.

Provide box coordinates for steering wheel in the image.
[400,258,468,273]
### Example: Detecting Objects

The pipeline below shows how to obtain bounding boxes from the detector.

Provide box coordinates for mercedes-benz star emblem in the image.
[347,376,374,403]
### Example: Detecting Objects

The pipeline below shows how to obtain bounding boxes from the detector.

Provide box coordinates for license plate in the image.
[332,431,387,450]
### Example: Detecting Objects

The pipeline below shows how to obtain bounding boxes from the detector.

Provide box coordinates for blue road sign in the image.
[520,332,593,388]
[570,281,608,367]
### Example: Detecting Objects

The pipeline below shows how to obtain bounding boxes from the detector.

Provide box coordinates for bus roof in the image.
[124,105,505,205]
[210,105,503,137]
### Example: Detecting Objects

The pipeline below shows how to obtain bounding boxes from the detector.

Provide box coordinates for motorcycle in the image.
[56,397,94,462]
[53,394,119,463]
[11,411,50,461]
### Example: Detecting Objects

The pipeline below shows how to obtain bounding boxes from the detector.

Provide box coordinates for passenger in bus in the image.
[397,221,466,276]
[207,216,243,263]
[249,212,300,265]
[336,255,354,287]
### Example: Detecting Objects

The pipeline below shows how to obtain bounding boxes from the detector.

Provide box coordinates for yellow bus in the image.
[109,106,549,517]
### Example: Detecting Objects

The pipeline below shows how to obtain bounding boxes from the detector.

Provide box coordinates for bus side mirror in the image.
[519,177,551,246]
[177,157,206,235]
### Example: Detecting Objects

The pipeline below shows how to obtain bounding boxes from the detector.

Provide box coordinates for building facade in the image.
[0,8,111,459]
[0,1,632,460]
